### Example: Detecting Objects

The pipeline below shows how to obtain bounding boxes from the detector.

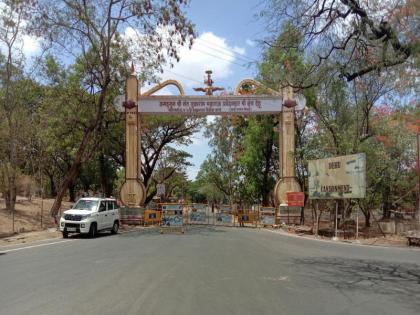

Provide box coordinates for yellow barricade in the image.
[237,211,257,226]
[144,210,161,225]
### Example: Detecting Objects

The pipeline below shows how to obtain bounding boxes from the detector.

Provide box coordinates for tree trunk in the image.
[382,174,392,219]
[360,207,371,227]
[48,173,57,197]
[5,116,17,216]
[145,190,156,205]
[300,206,305,225]
[50,130,92,218]
[68,181,76,203]
[99,154,105,196]
[262,133,273,206]
[365,210,371,228]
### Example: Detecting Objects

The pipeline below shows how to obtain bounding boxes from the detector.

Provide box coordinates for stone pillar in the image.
[120,67,146,206]
[274,86,301,205]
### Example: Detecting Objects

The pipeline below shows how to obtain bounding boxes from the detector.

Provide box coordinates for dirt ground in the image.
[0,196,73,237]
[282,224,410,247]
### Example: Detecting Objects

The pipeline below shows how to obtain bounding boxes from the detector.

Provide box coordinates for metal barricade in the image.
[119,207,145,225]
[160,203,184,234]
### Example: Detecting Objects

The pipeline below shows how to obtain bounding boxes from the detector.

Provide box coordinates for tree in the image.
[29,0,196,217]
[260,0,419,86]
[239,116,278,205]
[199,117,244,204]
[140,115,204,203]
[0,0,33,215]
[194,160,228,205]
[144,146,192,203]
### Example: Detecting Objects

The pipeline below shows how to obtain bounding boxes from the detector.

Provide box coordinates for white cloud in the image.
[123,27,246,91]
[187,167,200,180]
[0,2,41,60]
[160,32,246,88]
[22,35,41,57]
[246,39,255,47]
[0,30,41,61]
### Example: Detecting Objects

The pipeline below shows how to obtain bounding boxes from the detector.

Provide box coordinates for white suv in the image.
[60,197,120,238]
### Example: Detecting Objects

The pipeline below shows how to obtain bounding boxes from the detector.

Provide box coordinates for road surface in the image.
[1,226,420,315]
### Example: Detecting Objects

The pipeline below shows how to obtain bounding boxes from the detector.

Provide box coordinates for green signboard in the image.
[308,153,366,199]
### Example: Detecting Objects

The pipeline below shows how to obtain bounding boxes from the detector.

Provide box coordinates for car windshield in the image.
[73,200,98,211]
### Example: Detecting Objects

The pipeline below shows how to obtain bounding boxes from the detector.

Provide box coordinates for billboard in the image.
[308,153,366,199]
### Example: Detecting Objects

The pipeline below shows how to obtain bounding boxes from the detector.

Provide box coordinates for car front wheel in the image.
[62,231,68,238]
[111,221,119,235]
[89,222,97,238]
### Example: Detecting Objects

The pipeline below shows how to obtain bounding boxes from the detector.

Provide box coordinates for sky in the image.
[157,0,268,180]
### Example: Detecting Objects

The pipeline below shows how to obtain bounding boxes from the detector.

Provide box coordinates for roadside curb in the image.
[263,228,420,251]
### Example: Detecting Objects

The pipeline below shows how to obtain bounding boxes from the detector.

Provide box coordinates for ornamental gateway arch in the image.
[115,66,306,209]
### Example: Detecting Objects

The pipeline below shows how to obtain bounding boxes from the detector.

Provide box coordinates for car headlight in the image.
[80,214,91,220]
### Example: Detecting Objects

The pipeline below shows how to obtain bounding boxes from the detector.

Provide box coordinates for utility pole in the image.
[417,134,420,223]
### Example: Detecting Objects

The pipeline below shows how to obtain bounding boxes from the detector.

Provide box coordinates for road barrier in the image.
[215,205,235,227]
[188,203,209,225]
[259,207,276,227]
[160,204,184,234]
[144,210,161,226]
[237,210,258,227]
[278,206,301,225]
[119,207,144,225]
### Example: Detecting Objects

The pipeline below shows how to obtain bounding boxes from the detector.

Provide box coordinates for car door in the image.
[113,201,120,220]
[106,201,115,228]
[97,201,107,230]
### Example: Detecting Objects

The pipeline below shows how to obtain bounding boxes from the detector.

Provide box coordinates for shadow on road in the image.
[184,225,228,235]
[67,232,114,239]
[117,225,227,238]
[294,256,420,310]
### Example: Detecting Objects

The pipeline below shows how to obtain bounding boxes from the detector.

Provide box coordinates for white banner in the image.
[117,95,283,115]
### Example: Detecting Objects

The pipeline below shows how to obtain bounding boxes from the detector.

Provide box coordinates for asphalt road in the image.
[1,226,420,315]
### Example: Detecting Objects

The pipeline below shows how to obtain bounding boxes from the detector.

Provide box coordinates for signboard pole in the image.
[356,205,359,240]
[315,201,319,236]
[334,201,338,240]
[417,133,420,223]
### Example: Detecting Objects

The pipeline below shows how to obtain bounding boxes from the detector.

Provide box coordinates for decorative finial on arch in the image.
[130,61,135,74]
[193,70,224,96]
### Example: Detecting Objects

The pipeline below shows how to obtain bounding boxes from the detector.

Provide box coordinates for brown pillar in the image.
[120,66,146,206]
[274,86,301,205]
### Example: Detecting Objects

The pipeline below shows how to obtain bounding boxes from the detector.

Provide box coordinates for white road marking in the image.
[0,239,76,253]
[0,237,62,248]
[0,227,145,252]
